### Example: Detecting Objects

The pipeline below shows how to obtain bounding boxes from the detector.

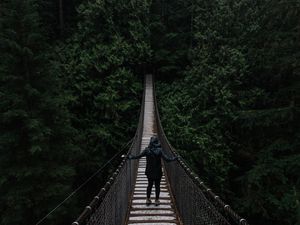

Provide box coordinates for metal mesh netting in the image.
[153,76,249,225]
[71,79,145,225]
[83,132,140,224]
[160,136,230,225]
[73,75,248,225]
[87,160,133,225]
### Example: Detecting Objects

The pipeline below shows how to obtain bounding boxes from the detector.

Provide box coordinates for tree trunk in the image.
[59,0,64,35]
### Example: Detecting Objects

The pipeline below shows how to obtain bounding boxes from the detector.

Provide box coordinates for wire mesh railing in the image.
[72,74,249,225]
[71,78,145,225]
[153,76,249,225]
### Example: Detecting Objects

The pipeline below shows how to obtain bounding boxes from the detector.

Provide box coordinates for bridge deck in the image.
[126,75,180,225]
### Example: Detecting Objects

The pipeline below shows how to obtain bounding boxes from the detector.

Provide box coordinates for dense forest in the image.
[0,0,299,225]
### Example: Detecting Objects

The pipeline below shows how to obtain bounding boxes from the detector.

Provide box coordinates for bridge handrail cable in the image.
[153,75,249,225]
[71,76,146,225]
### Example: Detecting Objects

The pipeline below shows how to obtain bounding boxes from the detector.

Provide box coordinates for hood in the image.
[149,136,160,147]
[150,147,161,156]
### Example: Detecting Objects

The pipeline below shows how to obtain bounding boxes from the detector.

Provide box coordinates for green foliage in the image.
[1,0,299,225]
[0,0,150,224]
[149,0,192,79]
[156,0,300,225]
[0,0,77,224]
[55,0,151,221]
[57,0,150,169]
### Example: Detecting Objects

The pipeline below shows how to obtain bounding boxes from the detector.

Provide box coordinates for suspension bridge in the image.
[71,75,248,225]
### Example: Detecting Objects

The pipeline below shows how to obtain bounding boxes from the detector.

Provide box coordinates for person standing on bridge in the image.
[127,136,178,206]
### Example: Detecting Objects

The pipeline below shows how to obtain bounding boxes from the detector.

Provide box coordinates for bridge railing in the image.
[71,77,145,225]
[153,76,249,225]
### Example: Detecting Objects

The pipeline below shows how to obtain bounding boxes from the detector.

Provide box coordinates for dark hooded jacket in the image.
[130,137,177,179]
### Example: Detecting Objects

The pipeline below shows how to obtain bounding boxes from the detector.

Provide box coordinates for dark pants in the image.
[147,177,161,199]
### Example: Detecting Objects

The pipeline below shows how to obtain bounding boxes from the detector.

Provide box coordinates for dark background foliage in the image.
[155,1,300,225]
[0,0,299,225]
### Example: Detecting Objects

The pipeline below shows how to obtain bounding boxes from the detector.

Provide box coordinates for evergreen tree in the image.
[150,0,192,79]
[56,0,152,209]
[0,0,77,224]
[1,0,299,224]
[38,0,83,39]
[156,0,300,224]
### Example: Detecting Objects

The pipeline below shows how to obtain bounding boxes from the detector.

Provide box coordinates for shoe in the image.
[146,198,152,206]
[155,199,160,206]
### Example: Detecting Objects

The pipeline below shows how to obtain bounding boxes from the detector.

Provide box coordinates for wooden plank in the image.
[126,75,179,225]
[128,223,177,225]
[128,220,176,224]
[132,199,171,204]
[130,210,174,214]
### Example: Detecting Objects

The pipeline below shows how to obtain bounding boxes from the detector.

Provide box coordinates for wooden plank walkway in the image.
[126,75,180,225]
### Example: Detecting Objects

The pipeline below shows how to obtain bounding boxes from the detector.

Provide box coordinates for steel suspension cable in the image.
[35,138,133,225]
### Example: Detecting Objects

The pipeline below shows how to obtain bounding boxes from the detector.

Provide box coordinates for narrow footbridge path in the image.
[72,75,248,225]
[127,75,179,225]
